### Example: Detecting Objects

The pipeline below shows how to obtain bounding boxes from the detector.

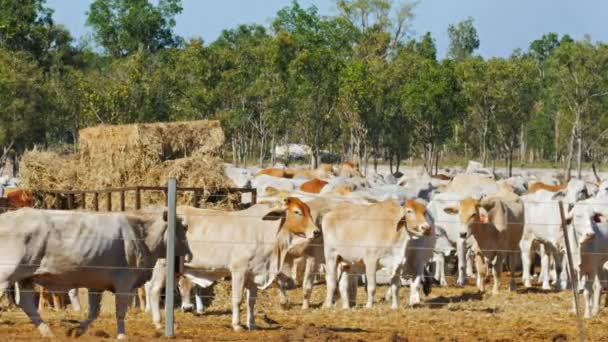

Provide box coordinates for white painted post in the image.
[165,178,177,337]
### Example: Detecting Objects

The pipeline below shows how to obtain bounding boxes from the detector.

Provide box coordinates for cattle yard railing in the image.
[32,186,257,211]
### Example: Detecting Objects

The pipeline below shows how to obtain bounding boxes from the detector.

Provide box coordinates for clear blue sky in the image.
[45,0,608,58]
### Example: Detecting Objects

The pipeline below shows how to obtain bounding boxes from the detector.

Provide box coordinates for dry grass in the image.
[19,120,235,209]
[2,279,607,341]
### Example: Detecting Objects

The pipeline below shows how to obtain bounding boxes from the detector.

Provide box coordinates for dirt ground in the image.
[2,277,608,342]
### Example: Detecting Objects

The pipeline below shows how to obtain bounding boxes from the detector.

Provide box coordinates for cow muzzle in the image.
[459,232,468,239]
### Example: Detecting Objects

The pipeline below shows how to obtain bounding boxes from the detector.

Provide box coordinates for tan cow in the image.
[322,199,432,309]
[300,178,329,194]
[443,195,524,294]
[150,198,320,331]
[337,161,362,178]
[256,168,291,178]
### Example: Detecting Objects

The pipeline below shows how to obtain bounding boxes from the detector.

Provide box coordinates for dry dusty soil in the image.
[1,279,608,341]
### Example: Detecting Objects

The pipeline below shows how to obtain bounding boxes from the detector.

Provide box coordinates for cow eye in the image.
[406,208,414,214]
[293,209,302,216]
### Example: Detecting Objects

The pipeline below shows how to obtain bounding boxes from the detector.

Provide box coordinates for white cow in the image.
[0,208,189,339]
[148,198,320,331]
[519,189,567,290]
[567,197,608,317]
[427,192,470,286]
[322,199,432,309]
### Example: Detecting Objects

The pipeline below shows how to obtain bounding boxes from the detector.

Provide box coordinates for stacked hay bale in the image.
[20,120,235,209]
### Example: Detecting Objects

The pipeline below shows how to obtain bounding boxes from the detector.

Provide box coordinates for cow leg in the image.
[19,280,54,338]
[389,274,400,309]
[540,247,551,289]
[245,282,258,330]
[69,288,81,312]
[583,275,593,318]
[323,254,338,309]
[149,272,166,330]
[435,253,448,287]
[301,256,317,310]
[519,238,533,288]
[230,271,246,331]
[492,254,504,294]
[409,275,422,307]
[592,274,602,316]
[475,254,485,292]
[364,258,377,309]
[38,286,47,311]
[179,277,194,313]
[137,287,146,311]
[553,252,564,291]
[508,252,518,291]
[456,238,467,286]
[144,281,152,313]
[115,291,129,339]
[52,292,64,311]
[338,268,351,309]
[277,275,289,308]
[69,290,101,337]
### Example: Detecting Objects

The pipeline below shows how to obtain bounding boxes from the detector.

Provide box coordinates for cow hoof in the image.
[365,303,373,309]
[301,302,310,310]
[117,333,127,340]
[391,304,398,310]
[196,309,204,315]
[233,325,245,332]
[247,324,257,330]
[322,302,333,309]
[39,323,55,338]
[154,322,162,330]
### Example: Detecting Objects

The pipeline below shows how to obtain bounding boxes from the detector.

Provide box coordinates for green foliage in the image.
[86,0,183,57]
[447,17,479,61]
[0,0,607,172]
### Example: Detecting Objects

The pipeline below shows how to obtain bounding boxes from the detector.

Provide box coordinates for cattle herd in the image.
[1,161,608,339]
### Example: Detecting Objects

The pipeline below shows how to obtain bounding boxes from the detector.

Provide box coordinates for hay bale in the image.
[20,120,235,210]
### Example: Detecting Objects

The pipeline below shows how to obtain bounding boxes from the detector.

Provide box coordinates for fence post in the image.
[106,192,112,212]
[120,191,125,211]
[165,178,177,337]
[93,192,99,211]
[135,187,141,210]
[558,201,584,342]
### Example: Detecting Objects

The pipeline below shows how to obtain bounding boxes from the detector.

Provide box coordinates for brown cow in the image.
[5,189,33,209]
[256,168,292,178]
[299,178,328,194]
[528,182,566,194]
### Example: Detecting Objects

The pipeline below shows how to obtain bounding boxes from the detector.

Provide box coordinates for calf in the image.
[444,195,524,293]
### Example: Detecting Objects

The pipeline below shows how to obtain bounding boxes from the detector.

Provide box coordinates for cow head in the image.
[163,210,192,263]
[401,199,433,237]
[262,197,320,239]
[443,197,489,238]
[557,179,590,207]
[259,197,320,290]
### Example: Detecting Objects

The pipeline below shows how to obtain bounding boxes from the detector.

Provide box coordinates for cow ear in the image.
[397,216,407,232]
[443,206,459,215]
[263,209,286,221]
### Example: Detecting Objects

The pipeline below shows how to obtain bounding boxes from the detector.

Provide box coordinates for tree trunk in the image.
[270,135,276,166]
[396,151,401,173]
[508,145,513,178]
[564,124,576,182]
[389,153,394,174]
[576,136,583,180]
[434,148,440,176]
[232,138,237,166]
[554,111,561,163]
[259,134,265,167]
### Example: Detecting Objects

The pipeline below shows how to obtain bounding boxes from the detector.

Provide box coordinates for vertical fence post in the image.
[106,192,112,212]
[135,187,141,210]
[93,192,99,211]
[558,201,584,342]
[165,178,177,337]
[120,191,125,211]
